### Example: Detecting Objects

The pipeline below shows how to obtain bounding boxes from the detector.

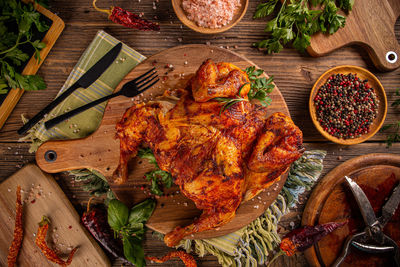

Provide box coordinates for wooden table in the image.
[0,0,399,266]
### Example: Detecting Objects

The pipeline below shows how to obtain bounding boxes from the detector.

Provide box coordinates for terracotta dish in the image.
[309,65,387,145]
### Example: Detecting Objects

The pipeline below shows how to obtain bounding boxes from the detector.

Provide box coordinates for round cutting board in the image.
[302,153,400,267]
[36,45,290,239]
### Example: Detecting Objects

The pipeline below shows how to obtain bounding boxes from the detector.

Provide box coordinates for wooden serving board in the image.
[308,0,400,71]
[36,45,290,239]
[0,0,64,130]
[302,153,400,267]
[0,164,110,267]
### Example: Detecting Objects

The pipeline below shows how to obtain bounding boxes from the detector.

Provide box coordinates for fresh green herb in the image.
[245,66,274,106]
[214,66,275,114]
[0,0,49,94]
[107,198,156,267]
[253,0,353,54]
[381,89,400,147]
[138,147,174,196]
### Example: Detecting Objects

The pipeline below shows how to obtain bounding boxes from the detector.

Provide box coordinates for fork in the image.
[44,68,159,129]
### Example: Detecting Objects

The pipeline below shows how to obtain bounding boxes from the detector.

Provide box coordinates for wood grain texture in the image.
[0,1,65,130]
[309,65,387,145]
[302,153,400,267]
[0,164,110,267]
[308,0,400,71]
[35,45,290,239]
[171,0,248,34]
[0,0,399,266]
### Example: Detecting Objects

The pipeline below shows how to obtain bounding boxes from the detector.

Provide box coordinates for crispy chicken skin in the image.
[114,59,303,247]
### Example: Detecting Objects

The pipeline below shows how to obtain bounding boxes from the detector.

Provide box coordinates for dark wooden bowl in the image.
[309,65,387,145]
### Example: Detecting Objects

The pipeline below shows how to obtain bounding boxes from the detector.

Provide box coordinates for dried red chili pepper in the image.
[81,198,131,264]
[146,250,197,267]
[280,221,347,256]
[35,216,78,266]
[92,0,160,31]
[7,185,23,267]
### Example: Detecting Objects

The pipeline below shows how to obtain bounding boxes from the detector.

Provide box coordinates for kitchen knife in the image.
[17,42,123,135]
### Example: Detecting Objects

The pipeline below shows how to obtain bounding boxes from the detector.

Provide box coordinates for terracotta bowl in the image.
[309,65,387,145]
[171,0,248,34]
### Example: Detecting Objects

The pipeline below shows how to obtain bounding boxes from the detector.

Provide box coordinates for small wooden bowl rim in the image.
[309,65,387,145]
[171,0,249,34]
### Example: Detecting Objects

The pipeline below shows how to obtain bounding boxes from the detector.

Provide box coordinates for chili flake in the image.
[35,216,78,266]
[7,186,23,267]
[314,73,379,139]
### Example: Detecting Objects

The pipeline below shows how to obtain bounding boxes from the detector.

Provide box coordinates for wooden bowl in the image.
[171,0,248,34]
[309,65,387,145]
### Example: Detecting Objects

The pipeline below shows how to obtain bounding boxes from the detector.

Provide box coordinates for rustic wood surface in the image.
[36,44,290,239]
[0,164,110,267]
[0,0,399,266]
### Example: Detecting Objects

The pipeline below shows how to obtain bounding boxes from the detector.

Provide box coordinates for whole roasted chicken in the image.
[114,59,303,247]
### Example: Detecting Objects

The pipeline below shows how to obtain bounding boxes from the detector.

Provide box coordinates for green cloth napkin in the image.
[25,30,145,148]
[25,31,326,267]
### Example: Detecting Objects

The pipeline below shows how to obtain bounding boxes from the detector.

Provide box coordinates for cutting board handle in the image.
[36,136,119,178]
[365,33,400,72]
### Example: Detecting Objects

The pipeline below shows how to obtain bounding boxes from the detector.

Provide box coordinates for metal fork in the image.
[44,68,159,129]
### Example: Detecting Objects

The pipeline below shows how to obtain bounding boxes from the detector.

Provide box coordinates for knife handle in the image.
[18,83,80,135]
[45,91,120,129]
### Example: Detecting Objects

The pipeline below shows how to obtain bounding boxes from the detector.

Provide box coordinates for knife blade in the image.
[17,42,123,135]
[380,182,400,226]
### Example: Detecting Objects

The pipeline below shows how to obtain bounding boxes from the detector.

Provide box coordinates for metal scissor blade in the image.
[345,176,379,227]
[381,183,400,227]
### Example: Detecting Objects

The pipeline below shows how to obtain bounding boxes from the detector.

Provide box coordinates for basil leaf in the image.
[129,198,156,225]
[123,236,145,267]
[108,199,129,231]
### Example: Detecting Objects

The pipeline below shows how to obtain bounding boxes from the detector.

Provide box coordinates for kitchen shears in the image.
[332,176,400,267]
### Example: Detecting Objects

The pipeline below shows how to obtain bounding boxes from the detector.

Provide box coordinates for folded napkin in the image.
[24,31,326,267]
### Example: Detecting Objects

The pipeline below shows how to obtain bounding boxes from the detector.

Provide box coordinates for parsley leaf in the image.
[253,0,353,54]
[0,0,49,94]
[137,147,174,196]
[381,89,400,147]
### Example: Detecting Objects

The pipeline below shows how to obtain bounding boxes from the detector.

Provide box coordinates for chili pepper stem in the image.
[266,250,286,267]
[92,0,112,16]
[86,196,96,213]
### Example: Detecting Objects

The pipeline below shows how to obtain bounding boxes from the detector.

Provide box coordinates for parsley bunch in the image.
[0,0,49,94]
[381,89,400,147]
[137,147,173,196]
[215,66,275,114]
[253,0,354,53]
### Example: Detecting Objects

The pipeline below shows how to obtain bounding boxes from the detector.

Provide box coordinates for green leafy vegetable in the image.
[253,0,353,54]
[0,0,49,94]
[138,147,174,196]
[381,89,400,147]
[214,66,275,114]
[107,198,156,267]
[108,199,129,231]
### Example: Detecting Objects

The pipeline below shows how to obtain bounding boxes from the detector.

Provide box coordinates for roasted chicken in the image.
[114,59,303,247]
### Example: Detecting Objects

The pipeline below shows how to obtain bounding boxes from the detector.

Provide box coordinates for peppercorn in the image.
[314,73,379,139]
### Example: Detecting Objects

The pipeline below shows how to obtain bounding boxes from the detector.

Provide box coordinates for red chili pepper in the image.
[93,0,160,31]
[81,198,130,264]
[35,216,78,266]
[7,186,23,267]
[280,221,347,256]
[146,251,197,267]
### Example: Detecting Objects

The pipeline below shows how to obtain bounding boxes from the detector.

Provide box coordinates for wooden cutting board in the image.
[308,0,400,71]
[36,45,290,239]
[0,164,110,267]
[302,153,400,267]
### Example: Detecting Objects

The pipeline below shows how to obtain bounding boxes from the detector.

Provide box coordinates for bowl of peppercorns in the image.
[309,65,387,145]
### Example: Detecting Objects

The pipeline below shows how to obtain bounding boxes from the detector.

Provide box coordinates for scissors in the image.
[332,176,400,267]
